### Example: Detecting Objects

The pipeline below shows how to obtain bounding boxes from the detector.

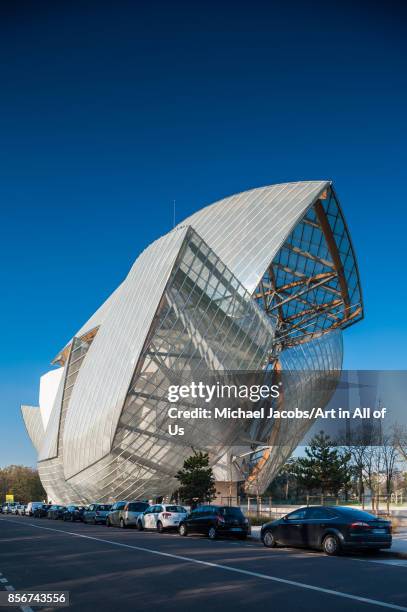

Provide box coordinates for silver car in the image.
[106,501,128,527]
[83,504,112,524]
[120,502,149,528]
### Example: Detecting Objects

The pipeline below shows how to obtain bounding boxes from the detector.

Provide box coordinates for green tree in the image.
[0,465,46,504]
[175,451,216,507]
[293,432,352,498]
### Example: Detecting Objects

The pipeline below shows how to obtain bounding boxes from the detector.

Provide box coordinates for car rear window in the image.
[128,502,149,512]
[97,505,111,511]
[336,507,377,520]
[165,506,186,513]
[219,507,244,518]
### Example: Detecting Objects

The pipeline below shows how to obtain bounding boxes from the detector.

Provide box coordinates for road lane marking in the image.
[2,520,407,611]
[0,571,34,612]
[353,558,407,568]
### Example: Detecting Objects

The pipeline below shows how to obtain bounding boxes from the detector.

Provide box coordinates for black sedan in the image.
[179,505,250,540]
[33,504,51,518]
[261,506,392,555]
[47,505,66,520]
[62,505,85,522]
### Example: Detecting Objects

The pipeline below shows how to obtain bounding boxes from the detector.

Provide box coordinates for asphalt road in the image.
[1,515,407,612]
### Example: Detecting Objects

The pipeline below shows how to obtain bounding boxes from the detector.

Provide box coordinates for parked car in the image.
[118,502,150,528]
[179,505,250,540]
[106,501,128,527]
[2,502,19,514]
[138,504,186,532]
[11,504,20,515]
[62,505,85,522]
[25,502,44,516]
[83,504,112,525]
[16,505,26,516]
[33,504,51,518]
[47,505,66,520]
[261,506,392,555]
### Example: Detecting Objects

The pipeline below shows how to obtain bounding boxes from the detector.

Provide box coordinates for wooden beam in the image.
[283,298,343,323]
[283,241,335,269]
[268,274,339,312]
[314,200,350,310]
[253,271,336,299]
[284,306,363,346]
[302,217,321,230]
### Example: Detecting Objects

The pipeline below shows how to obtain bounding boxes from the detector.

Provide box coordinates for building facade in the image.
[22,181,363,504]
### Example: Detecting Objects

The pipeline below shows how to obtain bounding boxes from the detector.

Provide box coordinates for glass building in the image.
[22,181,363,504]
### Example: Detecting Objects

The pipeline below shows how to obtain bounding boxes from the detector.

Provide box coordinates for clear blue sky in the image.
[1,1,406,467]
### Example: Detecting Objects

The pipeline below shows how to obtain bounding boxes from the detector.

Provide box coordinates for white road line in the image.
[3,520,406,611]
[353,558,407,568]
[0,569,34,612]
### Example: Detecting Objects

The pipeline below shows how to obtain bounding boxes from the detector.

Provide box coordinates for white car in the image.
[25,502,44,516]
[137,504,187,532]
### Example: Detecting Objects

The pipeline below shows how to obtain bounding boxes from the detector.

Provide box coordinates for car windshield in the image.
[165,506,186,513]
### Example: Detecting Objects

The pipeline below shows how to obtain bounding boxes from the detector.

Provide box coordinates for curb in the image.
[248,532,407,560]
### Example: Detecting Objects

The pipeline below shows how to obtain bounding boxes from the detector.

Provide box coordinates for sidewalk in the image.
[249,526,407,559]
[391,532,407,558]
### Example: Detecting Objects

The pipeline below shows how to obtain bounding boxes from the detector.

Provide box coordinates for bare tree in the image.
[394,424,407,463]
[378,428,399,514]
[338,420,380,511]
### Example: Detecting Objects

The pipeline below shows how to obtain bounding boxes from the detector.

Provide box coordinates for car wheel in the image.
[179,523,188,536]
[106,518,111,527]
[322,534,340,556]
[120,518,126,529]
[137,520,144,531]
[93,518,97,525]
[263,530,276,548]
[208,527,217,540]
[157,521,164,533]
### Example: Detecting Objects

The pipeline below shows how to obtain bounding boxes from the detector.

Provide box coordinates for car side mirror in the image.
[283,515,288,521]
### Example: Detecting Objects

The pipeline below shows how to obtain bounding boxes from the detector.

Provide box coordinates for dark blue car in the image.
[261,506,392,555]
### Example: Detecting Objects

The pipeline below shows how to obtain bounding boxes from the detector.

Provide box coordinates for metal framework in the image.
[253,187,363,349]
